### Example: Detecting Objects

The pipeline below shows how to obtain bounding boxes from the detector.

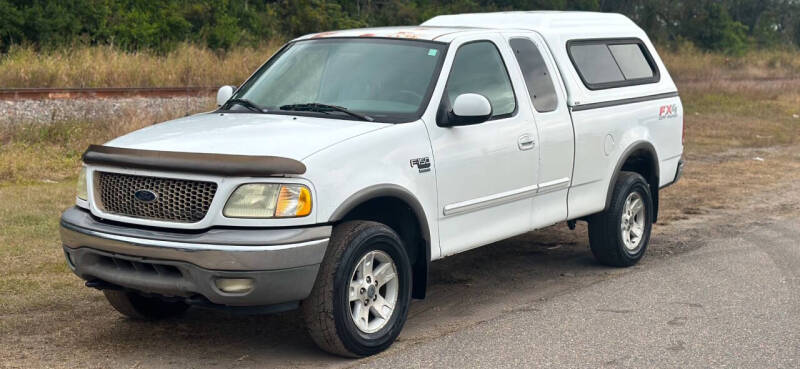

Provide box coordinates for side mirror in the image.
[216,85,235,107]
[447,93,492,126]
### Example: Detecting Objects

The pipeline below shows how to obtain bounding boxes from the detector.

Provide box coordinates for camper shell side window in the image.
[567,38,660,90]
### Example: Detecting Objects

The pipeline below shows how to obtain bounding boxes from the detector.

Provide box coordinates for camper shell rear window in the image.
[567,38,660,90]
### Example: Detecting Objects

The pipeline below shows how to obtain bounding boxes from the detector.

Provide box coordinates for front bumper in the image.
[60,207,330,306]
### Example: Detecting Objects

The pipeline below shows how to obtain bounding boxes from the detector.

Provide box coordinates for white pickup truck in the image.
[60,11,684,357]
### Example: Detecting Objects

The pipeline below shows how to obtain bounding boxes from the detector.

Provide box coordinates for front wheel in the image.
[302,221,412,357]
[588,171,653,267]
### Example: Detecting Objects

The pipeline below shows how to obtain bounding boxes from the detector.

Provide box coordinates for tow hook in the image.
[85,279,122,291]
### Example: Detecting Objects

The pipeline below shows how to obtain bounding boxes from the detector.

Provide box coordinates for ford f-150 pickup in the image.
[60,11,684,357]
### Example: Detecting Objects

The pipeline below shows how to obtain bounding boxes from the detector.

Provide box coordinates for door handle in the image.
[518,134,535,151]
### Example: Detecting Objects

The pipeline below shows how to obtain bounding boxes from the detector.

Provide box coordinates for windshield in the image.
[229,38,447,123]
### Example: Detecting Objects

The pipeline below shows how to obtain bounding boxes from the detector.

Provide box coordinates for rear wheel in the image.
[303,221,412,357]
[103,290,189,320]
[588,171,653,267]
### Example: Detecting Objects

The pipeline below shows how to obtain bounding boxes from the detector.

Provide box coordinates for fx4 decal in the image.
[659,104,679,120]
[410,157,431,173]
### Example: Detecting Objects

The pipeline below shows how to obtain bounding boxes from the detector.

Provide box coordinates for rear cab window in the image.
[509,38,558,113]
[567,39,659,90]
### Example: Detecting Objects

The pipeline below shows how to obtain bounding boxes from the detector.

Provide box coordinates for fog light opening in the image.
[214,278,254,294]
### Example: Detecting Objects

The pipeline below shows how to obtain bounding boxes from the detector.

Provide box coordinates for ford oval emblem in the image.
[134,189,158,203]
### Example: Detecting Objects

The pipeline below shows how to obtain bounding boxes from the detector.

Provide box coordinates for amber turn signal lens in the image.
[296,186,312,216]
[275,184,312,217]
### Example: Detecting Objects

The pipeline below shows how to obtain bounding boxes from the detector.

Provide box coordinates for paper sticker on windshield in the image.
[428,49,438,56]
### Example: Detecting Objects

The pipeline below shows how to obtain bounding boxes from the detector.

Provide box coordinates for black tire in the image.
[103,290,189,320]
[588,171,653,267]
[302,221,412,357]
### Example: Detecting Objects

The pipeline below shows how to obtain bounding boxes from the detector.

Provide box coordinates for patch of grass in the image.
[661,46,800,82]
[0,37,799,94]
[0,182,81,315]
[3,43,799,89]
[0,100,212,184]
[0,42,282,88]
[681,88,800,155]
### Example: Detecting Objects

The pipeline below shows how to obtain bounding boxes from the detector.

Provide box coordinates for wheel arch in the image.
[605,141,661,222]
[329,184,431,299]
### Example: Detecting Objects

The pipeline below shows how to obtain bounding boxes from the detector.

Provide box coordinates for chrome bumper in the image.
[60,206,330,270]
[60,207,331,306]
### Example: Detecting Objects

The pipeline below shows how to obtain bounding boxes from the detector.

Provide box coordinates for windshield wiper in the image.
[224,98,267,113]
[280,103,374,122]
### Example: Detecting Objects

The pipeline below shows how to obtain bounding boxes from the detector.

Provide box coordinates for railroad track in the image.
[0,87,217,100]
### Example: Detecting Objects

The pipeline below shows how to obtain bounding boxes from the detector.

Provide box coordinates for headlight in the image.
[76,167,88,201]
[223,184,312,218]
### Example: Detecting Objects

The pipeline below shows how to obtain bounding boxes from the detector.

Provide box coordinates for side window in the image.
[568,39,659,90]
[509,38,558,113]
[569,44,623,85]
[608,44,654,80]
[445,41,516,118]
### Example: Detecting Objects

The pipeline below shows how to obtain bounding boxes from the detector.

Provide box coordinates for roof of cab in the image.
[294,26,481,43]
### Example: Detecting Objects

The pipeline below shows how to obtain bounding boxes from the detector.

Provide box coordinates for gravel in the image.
[0,96,215,125]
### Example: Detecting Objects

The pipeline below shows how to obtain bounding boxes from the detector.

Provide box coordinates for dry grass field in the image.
[1,42,800,89]
[0,42,282,89]
[0,102,213,184]
[1,47,800,367]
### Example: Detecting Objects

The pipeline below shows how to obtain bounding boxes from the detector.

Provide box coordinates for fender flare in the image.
[604,141,660,221]
[329,184,431,299]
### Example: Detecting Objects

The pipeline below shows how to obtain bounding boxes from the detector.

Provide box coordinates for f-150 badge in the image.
[410,157,431,173]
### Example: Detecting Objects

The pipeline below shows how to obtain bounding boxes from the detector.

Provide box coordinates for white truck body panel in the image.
[106,113,390,161]
[421,32,540,257]
[501,30,574,231]
[424,11,684,220]
[302,120,443,260]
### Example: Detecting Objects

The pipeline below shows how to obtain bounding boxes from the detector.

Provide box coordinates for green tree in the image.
[0,0,23,51]
[108,1,192,52]
[687,1,750,54]
[1,0,799,53]
[271,0,365,37]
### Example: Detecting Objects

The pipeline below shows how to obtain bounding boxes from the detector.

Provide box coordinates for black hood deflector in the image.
[82,145,306,177]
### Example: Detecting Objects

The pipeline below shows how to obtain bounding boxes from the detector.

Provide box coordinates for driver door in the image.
[427,34,540,256]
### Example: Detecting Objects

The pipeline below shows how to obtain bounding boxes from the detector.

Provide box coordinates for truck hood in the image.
[105,112,390,161]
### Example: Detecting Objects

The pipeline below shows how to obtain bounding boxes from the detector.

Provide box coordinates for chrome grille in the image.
[94,171,217,223]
